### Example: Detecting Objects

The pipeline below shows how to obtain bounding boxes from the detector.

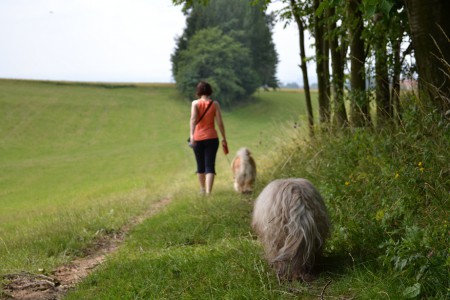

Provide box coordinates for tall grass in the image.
[266,97,449,299]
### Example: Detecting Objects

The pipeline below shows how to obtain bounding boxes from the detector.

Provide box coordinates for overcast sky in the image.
[0,0,316,84]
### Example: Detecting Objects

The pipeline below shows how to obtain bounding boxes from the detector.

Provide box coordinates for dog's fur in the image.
[251,178,330,281]
[231,147,256,193]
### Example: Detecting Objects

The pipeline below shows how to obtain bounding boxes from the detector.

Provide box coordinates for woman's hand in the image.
[222,139,229,155]
[189,135,196,148]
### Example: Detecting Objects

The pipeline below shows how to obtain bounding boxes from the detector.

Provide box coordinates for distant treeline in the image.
[280,82,319,90]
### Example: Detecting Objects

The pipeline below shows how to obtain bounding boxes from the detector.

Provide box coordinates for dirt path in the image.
[1,197,171,300]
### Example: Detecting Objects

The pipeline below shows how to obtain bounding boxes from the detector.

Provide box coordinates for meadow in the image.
[0,79,311,276]
[1,80,448,299]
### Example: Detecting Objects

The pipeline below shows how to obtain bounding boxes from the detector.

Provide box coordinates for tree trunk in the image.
[328,6,348,127]
[348,0,369,127]
[313,0,330,124]
[391,34,402,124]
[404,0,450,113]
[291,0,314,136]
[323,35,331,123]
[375,33,391,126]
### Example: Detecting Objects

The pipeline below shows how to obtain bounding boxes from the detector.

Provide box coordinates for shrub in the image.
[268,97,449,298]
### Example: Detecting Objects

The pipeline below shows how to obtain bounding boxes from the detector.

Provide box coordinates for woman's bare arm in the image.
[190,101,198,143]
[214,101,226,142]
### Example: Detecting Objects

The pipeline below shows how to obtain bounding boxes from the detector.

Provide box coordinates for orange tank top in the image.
[194,100,218,141]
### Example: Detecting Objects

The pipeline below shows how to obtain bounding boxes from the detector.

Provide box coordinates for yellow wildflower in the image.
[418,162,423,167]
[345,181,350,186]
[375,209,385,221]
[395,172,400,179]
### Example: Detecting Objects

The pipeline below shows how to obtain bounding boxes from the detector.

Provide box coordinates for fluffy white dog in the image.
[252,178,331,281]
[231,147,256,193]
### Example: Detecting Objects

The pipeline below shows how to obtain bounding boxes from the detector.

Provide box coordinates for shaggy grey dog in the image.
[252,178,331,280]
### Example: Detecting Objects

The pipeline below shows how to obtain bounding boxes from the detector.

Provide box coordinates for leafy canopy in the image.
[174,27,257,105]
[171,0,278,105]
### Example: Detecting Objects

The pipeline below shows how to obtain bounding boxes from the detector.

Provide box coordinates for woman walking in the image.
[189,81,227,195]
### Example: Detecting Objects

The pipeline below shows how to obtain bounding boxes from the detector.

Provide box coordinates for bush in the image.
[268,98,449,298]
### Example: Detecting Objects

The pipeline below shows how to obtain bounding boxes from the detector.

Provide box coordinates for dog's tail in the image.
[236,147,250,164]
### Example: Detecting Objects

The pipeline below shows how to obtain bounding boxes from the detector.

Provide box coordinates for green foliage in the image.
[268,96,449,298]
[173,27,258,105]
[364,0,395,17]
[172,0,210,12]
[172,0,278,105]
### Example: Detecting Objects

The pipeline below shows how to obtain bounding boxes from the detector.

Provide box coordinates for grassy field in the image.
[2,80,447,299]
[0,80,313,274]
[64,87,449,299]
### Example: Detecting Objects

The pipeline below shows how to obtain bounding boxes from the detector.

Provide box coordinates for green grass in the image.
[67,94,448,299]
[0,80,191,272]
[1,81,186,208]
[65,192,311,299]
[2,80,447,299]
[0,80,312,273]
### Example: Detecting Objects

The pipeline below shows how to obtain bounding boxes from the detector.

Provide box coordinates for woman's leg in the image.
[193,141,206,193]
[198,173,206,194]
[205,173,215,194]
[204,138,219,194]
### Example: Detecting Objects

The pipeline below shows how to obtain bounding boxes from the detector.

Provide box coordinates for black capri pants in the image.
[193,138,219,174]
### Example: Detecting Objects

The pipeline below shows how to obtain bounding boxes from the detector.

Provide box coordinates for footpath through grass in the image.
[66,190,333,299]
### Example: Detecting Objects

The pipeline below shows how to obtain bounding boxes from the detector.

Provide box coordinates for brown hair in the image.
[196,81,213,97]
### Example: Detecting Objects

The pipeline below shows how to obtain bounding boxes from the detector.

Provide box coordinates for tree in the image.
[172,0,279,104]
[288,0,315,136]
[404,0,450,113]
[390,13,412,124]
[174,27,258,105]
[388,0,409,125]
[374,17,391,124]
[348,0,369,127]
[312,0,331,123]
[364,0,409,126]
[324,2,348,127]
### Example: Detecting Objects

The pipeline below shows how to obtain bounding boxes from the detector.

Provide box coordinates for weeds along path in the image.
[1,197,172,300]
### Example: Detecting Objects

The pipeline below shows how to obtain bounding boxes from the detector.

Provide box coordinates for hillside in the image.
[0,79,311,272]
